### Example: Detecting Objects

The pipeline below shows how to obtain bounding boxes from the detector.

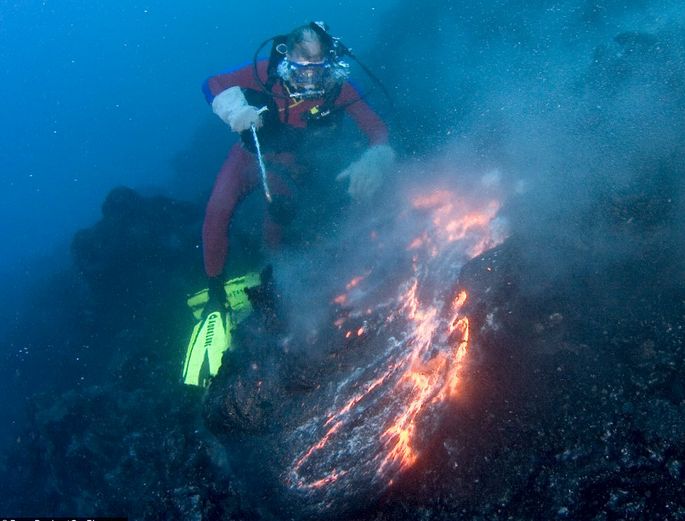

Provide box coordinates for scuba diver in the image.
[182,22,395,386]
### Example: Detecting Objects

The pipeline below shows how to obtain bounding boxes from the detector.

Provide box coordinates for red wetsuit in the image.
[201,60,389,278]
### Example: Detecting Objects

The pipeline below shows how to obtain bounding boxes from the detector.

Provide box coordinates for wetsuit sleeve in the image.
[202,143,259,277]
[337,82,389,146]
[202,61,269,104]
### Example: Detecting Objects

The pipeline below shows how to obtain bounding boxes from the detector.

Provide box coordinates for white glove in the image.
[336,144,396,201]
[211,86,266,133]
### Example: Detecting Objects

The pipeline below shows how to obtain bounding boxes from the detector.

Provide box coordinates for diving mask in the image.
[277,57,350,100]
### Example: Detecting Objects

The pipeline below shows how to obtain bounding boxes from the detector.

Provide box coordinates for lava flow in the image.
[282,186,505,514]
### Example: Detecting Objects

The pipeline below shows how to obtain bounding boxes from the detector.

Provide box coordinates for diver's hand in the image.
[203,275,229,318]
[211,86,266,133]
[230,105,266,133]
[336,144,396,202]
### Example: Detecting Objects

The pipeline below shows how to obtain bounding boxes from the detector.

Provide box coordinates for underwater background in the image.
[1,0,685,519]
[0,0,393,271]
[0,0,396,448]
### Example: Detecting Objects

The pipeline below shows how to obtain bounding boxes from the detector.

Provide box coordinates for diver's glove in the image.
[336,144,396,202]
[211,86,266,133]
[203,275,229,318]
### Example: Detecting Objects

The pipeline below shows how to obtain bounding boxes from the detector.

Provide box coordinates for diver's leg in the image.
[203,143,258,277]
[263,171,294,249]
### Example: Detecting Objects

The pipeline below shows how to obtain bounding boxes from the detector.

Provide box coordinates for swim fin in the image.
[182,310,231,386]
[182,272,262,387]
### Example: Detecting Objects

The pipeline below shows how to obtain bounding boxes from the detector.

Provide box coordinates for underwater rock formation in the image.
[350,180,685,520]
[0,187,239,519]
[200,228,685,520]
[1,165,684,521]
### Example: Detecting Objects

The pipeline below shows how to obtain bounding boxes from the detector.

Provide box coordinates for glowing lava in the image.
[285,187,504,498]
[409,190,503,258]
[378,281,470,473]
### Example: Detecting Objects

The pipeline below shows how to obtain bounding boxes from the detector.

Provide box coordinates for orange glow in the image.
[307,470,346,489]
[332,273,370,308]
[408,235,425,250]
[346,275,366,290]
[333,294,348,305]
[289,287,471,489]
[408,190,502,258]
[376,283,471,473]
[452,290,467,310]
[411,190,455,209]
[286,185,506,493]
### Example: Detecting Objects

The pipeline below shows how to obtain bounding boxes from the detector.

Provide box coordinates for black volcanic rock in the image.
[355,218,685,520]
[72,186,205,310]
[0,187,232,518]
[195,213,684,521]
[5,384,241,520]
[2,178,684,520]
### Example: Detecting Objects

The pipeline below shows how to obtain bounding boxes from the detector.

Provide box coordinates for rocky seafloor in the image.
[1,176,683,520]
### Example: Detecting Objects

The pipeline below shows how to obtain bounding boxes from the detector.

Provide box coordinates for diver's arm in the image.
[337,82,389,145]
[202,61,269,103]
[203,61,270,131]
[336,83,395,201]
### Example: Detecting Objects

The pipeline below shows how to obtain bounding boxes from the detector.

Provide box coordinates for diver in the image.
[182,22,395,386]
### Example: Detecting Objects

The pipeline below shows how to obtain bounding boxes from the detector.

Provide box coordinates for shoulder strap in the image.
[318,82,343,115]
[265,35,288,92]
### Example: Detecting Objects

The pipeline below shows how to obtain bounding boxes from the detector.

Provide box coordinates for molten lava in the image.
[285,187,504,500]
[409,189,502,258]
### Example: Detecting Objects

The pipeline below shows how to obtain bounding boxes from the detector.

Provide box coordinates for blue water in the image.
[0,0,398,273]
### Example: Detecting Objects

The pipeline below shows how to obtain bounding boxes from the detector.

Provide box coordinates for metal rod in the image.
[251,123,272,203]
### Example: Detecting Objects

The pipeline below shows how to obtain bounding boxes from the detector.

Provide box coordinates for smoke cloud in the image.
[370,0,685,289]
[269,0,685,338]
